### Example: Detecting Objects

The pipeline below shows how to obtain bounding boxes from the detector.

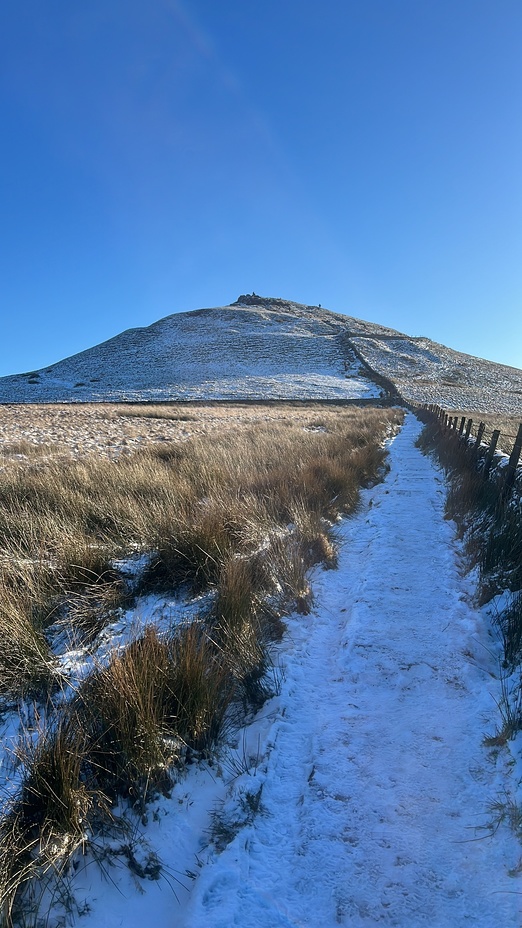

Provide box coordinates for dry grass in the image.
[0,402,385,460]
[0,562,58,701]
[77,623,235,804]
[0,712,109,928]
[0,404,402,705]
[417,411,522,667]
[417,410,522,807]
[0,402,403,920]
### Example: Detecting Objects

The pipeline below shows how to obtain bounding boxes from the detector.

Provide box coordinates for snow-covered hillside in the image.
[1,295,521,413]
[0,300,381,403]
[352,334,522,416]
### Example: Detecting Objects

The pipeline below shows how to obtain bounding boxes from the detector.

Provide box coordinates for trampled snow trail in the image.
[179,414,520,927]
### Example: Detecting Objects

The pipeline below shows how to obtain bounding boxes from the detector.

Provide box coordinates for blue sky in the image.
[1,0,521,377]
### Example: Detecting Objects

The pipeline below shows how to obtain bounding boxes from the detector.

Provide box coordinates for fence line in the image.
[422,404,522,493]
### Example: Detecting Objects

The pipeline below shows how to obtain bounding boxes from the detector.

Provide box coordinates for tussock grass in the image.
[417,416,521,587]
[0,712,108,928]
[0,405,401,705]
[483,669,522,748]
[0,403,402,920]
[495,591,522,671]
[0,602,54,702]
[1,440,50,457]
[417,411,522,735]
[117,405,199,421]
[57,574,131,647]
[76,622,235,803]
[0,562,57,702]
[213,553,278,711]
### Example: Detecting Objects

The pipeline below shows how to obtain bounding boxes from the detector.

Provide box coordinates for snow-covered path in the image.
[179,414,520,927]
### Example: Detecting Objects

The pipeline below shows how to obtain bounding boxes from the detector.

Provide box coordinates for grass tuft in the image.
[0,711,108,927]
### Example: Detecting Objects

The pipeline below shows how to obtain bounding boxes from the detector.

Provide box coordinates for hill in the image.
[1,295,520,413]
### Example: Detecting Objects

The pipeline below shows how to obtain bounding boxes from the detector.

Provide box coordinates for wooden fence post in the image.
[474,422,486,453]
[464,419,473,442]
[505,423,522,489]
[484,429,500,477]
[458,416,466,436]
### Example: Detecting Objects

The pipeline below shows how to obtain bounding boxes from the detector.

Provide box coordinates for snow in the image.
[0,304,382,403]
[2,296,520,410]
[51,589,213,692]
[353,335,522,415]
[60,415,520,927]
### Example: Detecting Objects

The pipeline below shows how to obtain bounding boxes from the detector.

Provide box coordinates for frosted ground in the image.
[1,297,521,414]
[0,403,332,460]
[0,304,381,403]
[352,334,522,416]
[3,414,519,927]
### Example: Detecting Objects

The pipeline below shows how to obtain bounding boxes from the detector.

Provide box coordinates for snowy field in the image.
[20,414,519,927]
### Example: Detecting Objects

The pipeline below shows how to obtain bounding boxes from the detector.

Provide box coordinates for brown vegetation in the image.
[0,402,403,922]
[416,411,522,749]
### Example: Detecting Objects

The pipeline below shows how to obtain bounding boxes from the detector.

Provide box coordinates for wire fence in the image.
[442,413,519,453]
[421,404,522,493]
